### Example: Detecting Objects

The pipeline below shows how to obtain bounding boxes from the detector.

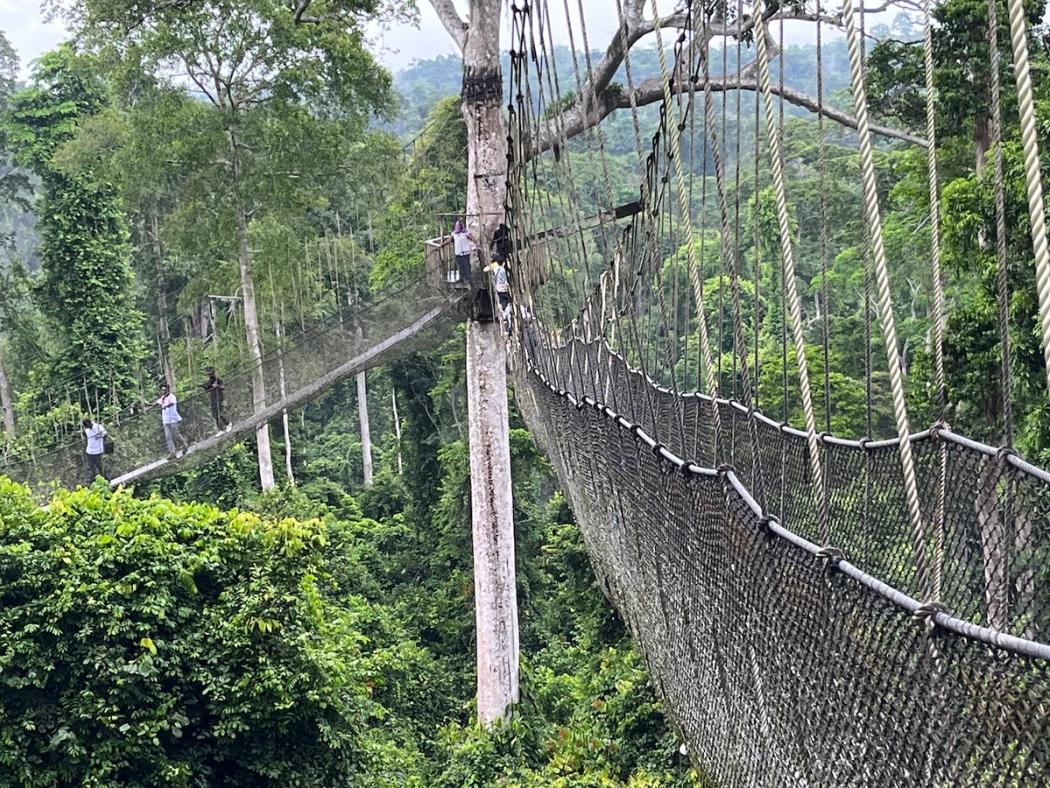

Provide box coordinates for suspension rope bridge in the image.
[1,0,1049,782]
[0,261,467,492]
[505,0,1050,783]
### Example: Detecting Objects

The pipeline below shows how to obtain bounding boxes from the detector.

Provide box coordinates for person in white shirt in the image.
[483,258,512,334]
[452,219,475,284]
[156,384,190,458]
[82,417,107,483]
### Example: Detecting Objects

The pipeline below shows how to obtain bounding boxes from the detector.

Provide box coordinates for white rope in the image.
[1004,0,1050,394]
[648,0,723,445]
[840,0,931,598]
[751,5,830,543]
[922,0,946,602]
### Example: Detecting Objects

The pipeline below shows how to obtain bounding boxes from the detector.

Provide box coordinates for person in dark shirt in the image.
[202,369,230,432]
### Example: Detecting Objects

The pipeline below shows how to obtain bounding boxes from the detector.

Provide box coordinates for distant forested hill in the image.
[385,23,920,144]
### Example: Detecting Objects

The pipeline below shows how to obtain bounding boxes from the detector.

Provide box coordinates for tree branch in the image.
[428,0,467,51]
[536,73,926,154]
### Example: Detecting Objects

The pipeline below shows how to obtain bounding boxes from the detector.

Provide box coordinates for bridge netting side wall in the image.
[0,273,459,493]
[517,340,1050,786]
[539,338,1049,643]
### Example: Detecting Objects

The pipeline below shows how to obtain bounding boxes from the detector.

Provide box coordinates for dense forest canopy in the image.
[0,0,1049,782]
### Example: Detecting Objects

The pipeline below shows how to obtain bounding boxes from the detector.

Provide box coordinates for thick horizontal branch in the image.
[535,72,926,154]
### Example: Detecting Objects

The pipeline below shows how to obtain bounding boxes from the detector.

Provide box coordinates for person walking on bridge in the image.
[156,384,190,459]
[452,219,475,284]
[82,417,107,484]
[202,368,230,433]
[483,257,512,335]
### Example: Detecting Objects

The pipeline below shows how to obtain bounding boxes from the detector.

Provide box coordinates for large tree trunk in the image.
[462,0,520,726]
[148,209,175,391]
[357,370,373,487]
[229,128,275,491]
[0,339,15,439]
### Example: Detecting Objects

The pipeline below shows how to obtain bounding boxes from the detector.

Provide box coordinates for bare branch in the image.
[428,0,467,51]
[536,73,926,154]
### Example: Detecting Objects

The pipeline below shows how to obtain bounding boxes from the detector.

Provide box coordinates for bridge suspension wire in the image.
[989,0,1013,447]
[840,0,931,600]
[751,4,830,543]
[921,0,948,603]
[1004,0,1050,395]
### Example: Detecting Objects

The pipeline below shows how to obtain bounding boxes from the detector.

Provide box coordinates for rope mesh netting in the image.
[505,0,1050,781]
[519,359,1050,785]
[0,266,464,493]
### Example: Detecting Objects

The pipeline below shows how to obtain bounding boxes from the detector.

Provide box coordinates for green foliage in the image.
[0,479,430,786]
[4,46,146,407]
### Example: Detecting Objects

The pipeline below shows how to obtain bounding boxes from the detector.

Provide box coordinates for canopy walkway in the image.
[504,0,1050,783]
[0,263,467,493]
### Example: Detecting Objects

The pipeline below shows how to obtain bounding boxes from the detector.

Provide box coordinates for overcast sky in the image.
[1,1,643,79]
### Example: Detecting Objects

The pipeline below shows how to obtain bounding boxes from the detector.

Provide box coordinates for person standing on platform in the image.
[452,219,476,284]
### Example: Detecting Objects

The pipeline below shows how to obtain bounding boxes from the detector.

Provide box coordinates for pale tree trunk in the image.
[459,0,520,726]
[228,128,275,491]
[0,339,15,439]
[391,387,404,475]
[357,370,373,487]
[276,321,295,485]
[975,455,1008,630]
[148,210,175,391]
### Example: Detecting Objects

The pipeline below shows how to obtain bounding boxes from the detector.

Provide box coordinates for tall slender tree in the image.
[72,0,393,489]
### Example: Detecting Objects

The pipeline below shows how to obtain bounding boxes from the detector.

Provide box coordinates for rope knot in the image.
[930,420,952,440]
[818,431,831,444]
[816,545,845,572]
[757,515,774,538]
[858,436,872,450]
[716,462,735,475]
[651,441,665,457]
[912,600,948,630]
[996,445,1017,464]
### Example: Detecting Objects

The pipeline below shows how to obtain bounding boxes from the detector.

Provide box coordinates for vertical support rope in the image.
[840,0,931,599]
[990,0,1014,447]
[648,0,723,451]
[1004,0,1050,394]
[922,0,947,603]
[752,5,830,544]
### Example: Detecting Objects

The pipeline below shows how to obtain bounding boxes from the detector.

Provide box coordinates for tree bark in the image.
[276,321,295,485]
[228,128,275,491]
[357,370,373,486]
[148,209,176,391]
[460,0,520,726]
[392,386,404,475]
[0,339,15,439]
[975,115,991,179]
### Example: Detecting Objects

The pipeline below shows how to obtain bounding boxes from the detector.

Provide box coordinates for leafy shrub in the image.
[0,479,405,787]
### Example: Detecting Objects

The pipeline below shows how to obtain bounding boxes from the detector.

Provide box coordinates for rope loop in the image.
[716,462,735,476]
[912,600,948,630]
[930,420,952,440]
[816,545,845,568]
[996,445,1018,464]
